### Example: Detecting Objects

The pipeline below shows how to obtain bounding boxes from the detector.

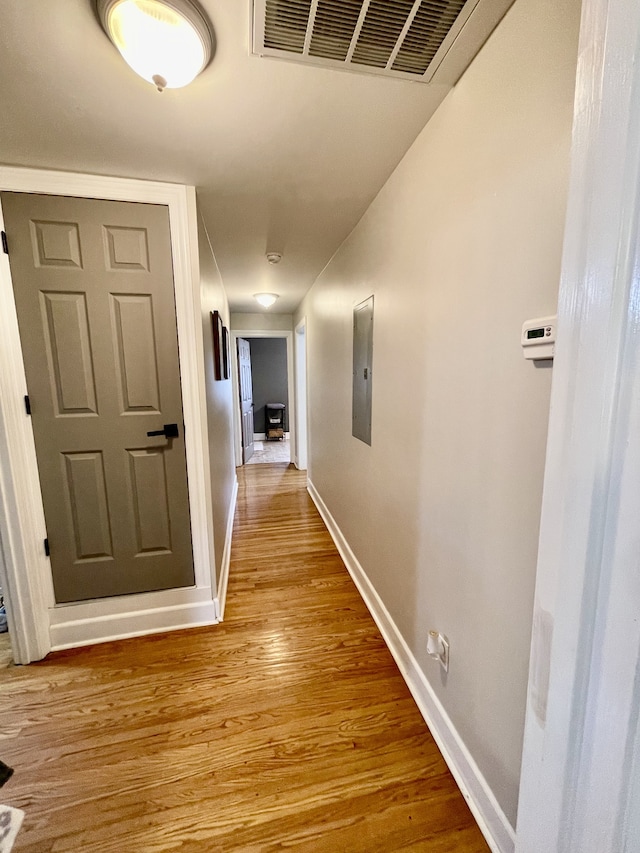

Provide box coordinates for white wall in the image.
[231,312,293,332]
[295,0,580,827]
[198,212,237,583]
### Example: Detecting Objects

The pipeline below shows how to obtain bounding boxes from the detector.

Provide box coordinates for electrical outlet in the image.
[427,630,450,672]
[439,634,449,673]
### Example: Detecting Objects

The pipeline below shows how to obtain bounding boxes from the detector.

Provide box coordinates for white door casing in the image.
[0,168,218,663]
[230,329,296,469]
[295,318,308,471]
[237,337,255,464]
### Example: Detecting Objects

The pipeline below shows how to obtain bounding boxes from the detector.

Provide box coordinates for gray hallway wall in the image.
[295,0,580,827]
[198,210,237,584]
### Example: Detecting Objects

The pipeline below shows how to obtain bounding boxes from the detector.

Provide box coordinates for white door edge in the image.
[230,329,295,468]
[516,0,640,849]
[294,317,308,471]
[0,167,216,663]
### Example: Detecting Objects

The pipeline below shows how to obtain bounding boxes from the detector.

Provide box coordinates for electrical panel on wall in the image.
[353,296,374,445]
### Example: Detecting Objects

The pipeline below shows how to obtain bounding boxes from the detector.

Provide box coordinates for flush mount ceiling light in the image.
[266,252,282,264]
[254,293,279,309]
[97,0,214,92]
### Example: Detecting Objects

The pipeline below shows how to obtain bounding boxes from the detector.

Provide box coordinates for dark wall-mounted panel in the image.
[352,296,373,445]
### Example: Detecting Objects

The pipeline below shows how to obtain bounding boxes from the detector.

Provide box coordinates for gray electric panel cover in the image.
[352,296,374,445]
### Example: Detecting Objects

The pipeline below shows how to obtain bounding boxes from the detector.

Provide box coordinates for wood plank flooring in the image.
[1,463,489,852]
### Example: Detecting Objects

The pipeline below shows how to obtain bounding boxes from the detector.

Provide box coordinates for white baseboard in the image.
[215,476,238,621]
[49,585,219,651]
[307,479,516,853]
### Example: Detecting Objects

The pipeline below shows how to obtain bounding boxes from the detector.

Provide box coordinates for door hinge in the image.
[44,538,50,557]
[24,395,31,415]
[1,231,8,255]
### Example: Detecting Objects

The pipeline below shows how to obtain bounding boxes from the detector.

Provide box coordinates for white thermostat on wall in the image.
[521,315,556,360]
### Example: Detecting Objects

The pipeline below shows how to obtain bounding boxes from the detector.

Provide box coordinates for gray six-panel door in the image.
[2,192,195,603]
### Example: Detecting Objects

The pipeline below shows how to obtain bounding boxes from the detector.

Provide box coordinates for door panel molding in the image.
[110,293,161,413]
[62,450,114,562]
[0,167,217,663]
[41,290,98,416]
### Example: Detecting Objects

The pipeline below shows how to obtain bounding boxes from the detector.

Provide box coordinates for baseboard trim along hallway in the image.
[3,463,491,851]
[49,586,219,651]
[215,475,239,620]
[308,478,516,853]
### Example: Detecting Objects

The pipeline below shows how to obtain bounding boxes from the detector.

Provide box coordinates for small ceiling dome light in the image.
[254,293,279,309]
[266,252,282,264]
[97,0,214,92]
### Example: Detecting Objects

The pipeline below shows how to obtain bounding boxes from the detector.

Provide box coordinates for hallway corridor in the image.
[1,464,488,852]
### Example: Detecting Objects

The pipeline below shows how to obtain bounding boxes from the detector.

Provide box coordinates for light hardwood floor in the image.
[1,463,489,852]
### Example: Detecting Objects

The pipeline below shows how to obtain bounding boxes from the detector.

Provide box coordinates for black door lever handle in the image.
[147,423,179,438]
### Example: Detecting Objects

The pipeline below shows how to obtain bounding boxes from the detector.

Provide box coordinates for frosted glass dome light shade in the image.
[254,293,279,309]
[97,0,214,91]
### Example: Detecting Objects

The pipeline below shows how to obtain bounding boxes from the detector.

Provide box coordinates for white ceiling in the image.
[0,1,464,312]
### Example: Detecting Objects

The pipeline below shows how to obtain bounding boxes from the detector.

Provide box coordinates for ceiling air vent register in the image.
[252,0,502,83]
